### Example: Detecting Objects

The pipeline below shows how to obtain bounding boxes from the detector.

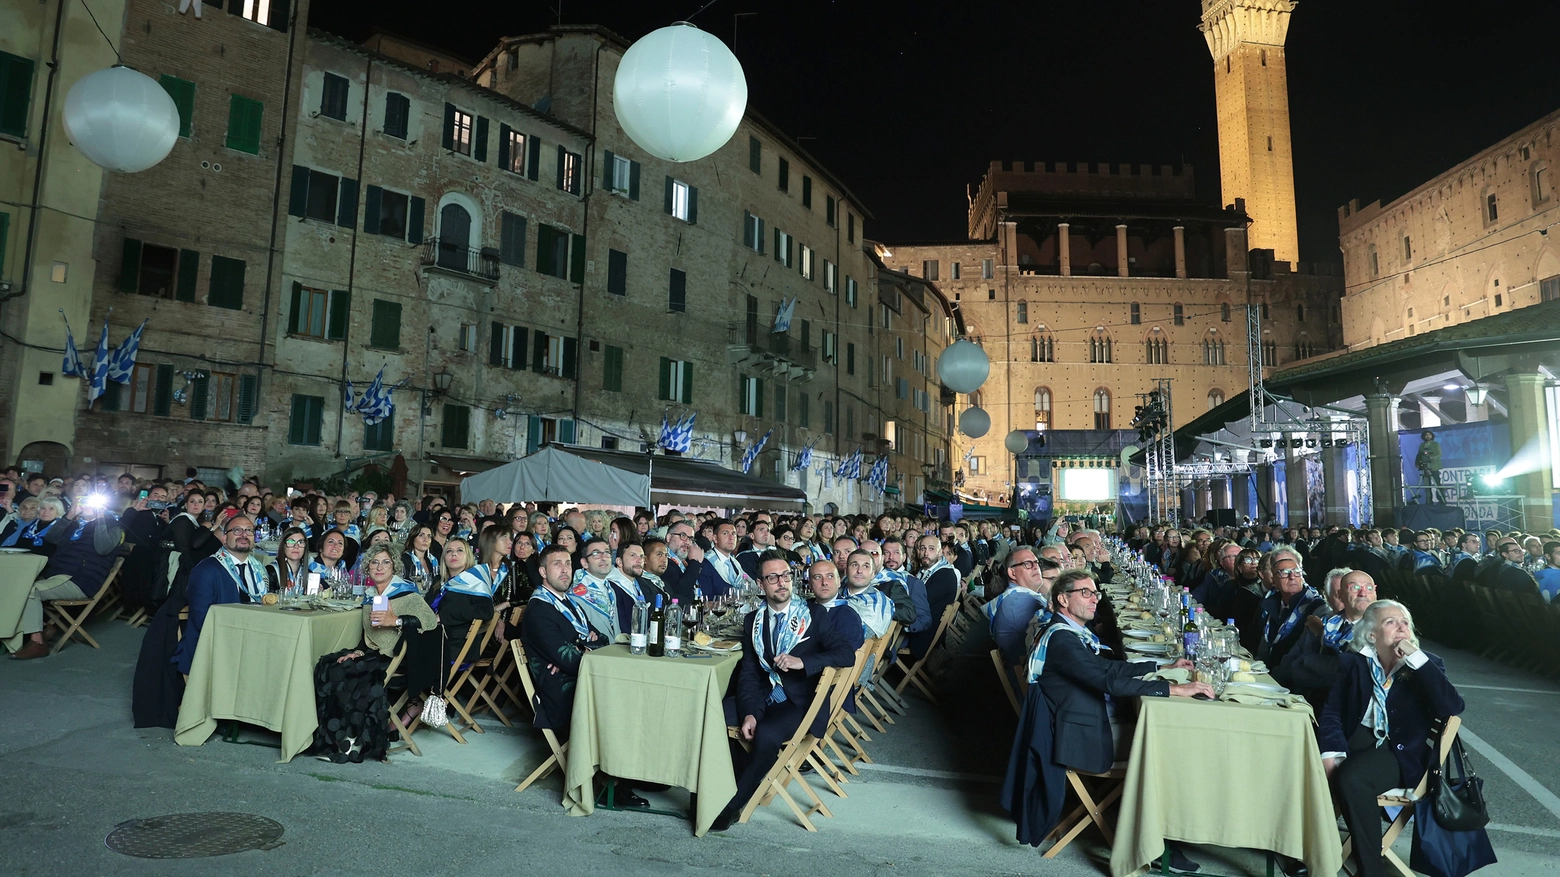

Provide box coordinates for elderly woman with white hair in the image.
[1318,600,1465,877]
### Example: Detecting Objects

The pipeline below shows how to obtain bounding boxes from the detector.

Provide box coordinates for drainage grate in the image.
[105,812,285,858]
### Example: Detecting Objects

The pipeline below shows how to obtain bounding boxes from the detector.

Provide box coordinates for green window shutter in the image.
[513,325,527,368]
[152,364,174,416]
[681,362,693,404]
[208,255,245,309]
[489,322,504,367]
[364,409,393,451]
[498,123,511,169]
[441,103,455,150]
[288,395,307,443]
[535,224,555,276]
[370,299,401,349]
[287,281,303,334]
[500,212,526,267]
[663,176,674,215]
[175,249,199,302]
[326,289,350,340]
[802,176,812,208]
[749,135,760,173]
[362,185,381,235]
[101,379,122,412]
[562,336,577,379]
[307,397,323,444]
[118,238,142,292]
[158,75,195,137]
[558,419,575,445]
[658,356,671,400]
[606,249,626,295]
[226,95,262,154]
[602,150,615,188]
[288,165,310,217]
[237,374,258,424]
[0,53,35,139]
[190,373,209,420]
[531,329,547,373]
[629,161,640,200]
[0,211,8,277]
[474,115,488,162]
[687,186,698,225]
[527,415,541,454]
[755,377,763,417]
[336,177,357,229]
[603,345,623,392]
[406,196,424,245]
[527,137,541,181]
[441,404,470,448]
[555,144,566,190]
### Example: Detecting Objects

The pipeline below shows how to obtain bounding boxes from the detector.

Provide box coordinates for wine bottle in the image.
[1181,593,1199,660]
[647,594,665,657]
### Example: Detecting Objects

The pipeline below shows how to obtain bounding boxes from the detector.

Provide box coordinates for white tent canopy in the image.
[458,445,649,507]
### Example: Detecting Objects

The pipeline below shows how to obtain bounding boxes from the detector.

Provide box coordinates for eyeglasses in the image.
[368,558,395,567]
[227,528,255,536]
[1275,569,1304,578]
[1347,583,1376,593]
[1008,559,1040,570]
[1064,588,1101,600]
[1238,557,1259,565]
[585,549,611,559]
[761,573,790,584]
[284,538,306,546]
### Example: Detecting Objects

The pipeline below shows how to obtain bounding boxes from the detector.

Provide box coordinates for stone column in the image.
[1503,370,1555,532]
[1285,439,1312,528]
[1058,223,1071,276]
[1232,472,1251,519]
[1173,226,1187,278]
[1323,445,1351,526]
[1116,224,1130,277]
[1364,393,1402,527]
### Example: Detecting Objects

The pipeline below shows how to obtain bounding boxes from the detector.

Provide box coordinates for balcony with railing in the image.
[422,238,500,283]
[726,322,817,381]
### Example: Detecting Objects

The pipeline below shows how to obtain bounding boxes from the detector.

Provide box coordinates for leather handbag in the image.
[1428,720,1489,831]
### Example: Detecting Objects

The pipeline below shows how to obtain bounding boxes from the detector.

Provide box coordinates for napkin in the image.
[1146,668,1190,684]
[1219,686,1304,709]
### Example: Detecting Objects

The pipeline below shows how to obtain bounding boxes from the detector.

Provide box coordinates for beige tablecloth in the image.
[563,645,742,836]
[1110,694,1342,877]
[0,552,49,653]
[175,603,364,762]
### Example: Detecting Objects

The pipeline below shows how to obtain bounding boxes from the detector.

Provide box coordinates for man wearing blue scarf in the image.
[11,498,125,660]
[1257,552,1327,667]
[1276,570,1376,707]
[173,516,267,675]
[1398,531,1444,576]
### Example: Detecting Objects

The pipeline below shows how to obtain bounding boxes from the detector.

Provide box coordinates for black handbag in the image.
[1427,719,1489,831]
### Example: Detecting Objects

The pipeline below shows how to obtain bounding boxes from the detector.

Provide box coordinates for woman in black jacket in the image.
[1319,600,1465,877]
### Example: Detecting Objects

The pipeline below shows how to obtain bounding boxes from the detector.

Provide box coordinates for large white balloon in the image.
[1004,430,1030,455]
[959,406,991,438]
[936,339,990,395]
[613,22,747,163]
[62,66,179,173]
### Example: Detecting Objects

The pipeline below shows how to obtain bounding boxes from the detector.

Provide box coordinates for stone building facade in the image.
[889,162,1342,504]
[1338,108,1560,350]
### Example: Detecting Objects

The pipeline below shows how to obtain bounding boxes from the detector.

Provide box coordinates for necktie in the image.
[729,557,741,582]
[238,564,252,599]
[767,609,782,655]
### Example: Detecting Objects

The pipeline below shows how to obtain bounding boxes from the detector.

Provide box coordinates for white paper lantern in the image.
[1004,430,1030,455]
[613,22,747,163]
[936,339,990,395]
[62,66,180,173]
[959,406,991,438]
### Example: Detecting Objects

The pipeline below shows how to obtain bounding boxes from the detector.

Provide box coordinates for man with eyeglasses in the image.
[1278,569,1376,707]
[659,521,706,604]
[1476,538,1540,594]
[570,541,629,640]
[1256,552,1326,667]
[1445,532,1483,583]
[1005,569,1209,859]
[713,552,861,832]
[986,548,1055,679]
[1398,530,1444,576]
[172,516,266,674]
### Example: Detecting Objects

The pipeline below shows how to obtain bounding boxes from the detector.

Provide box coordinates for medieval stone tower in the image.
[1200,0,1301,264]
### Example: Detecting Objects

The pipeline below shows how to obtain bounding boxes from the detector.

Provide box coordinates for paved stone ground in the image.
[2,621,1557,876]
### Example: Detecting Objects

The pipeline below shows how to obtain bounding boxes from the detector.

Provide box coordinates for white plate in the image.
[691,640,742,653]
[1122,629,1162,640]
[1125,643,1171,655]
[1227,681,1287,695]
[0,547,31,554]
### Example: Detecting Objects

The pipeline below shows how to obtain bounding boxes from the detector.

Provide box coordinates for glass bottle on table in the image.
[664,598,683,657]
[629,601,650,655]
[647,594,665,657]
[1181,593,1199,661]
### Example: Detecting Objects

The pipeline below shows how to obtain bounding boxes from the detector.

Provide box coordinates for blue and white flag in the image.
[740,428,773,474]
[343,380,356,411]
[867,456,889,493]
[60,313,84,378]
[772,296,797,334]
[356,367,393,426]
[107,319,147,384]
[659,412,694,453]
[87,318,111,404]
[791,437,819,472]
[835,447,863,480]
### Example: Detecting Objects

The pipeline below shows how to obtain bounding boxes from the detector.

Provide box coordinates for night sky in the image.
[311,1,1560,264]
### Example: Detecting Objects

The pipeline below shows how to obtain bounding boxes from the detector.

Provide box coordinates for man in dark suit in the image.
[712,551,862,831]
[519,543,605,740]
[1479,538,1540,593]
[172,516,267,675]
[659,520,706,604]
[1257,550,1327,667]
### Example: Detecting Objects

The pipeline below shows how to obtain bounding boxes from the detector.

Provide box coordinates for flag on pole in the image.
[791,437,819,472]
[659,412,694,453]
[87,318,111,404]
[60,313,84,378]
[771,296,797,334]
[740,428,773,474]
[107,319,147,384]
[356,367,393,426]
[848,447,863,480]
[867,456,889,493]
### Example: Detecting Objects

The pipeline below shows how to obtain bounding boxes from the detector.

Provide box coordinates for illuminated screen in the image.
[1059,468,1114,501]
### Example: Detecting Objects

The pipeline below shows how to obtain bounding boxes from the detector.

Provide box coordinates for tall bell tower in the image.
[1201,0,1300,264]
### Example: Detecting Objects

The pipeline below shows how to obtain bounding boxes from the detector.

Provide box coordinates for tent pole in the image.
[646,449,655,515]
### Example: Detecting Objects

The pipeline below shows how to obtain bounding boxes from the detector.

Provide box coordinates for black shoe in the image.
[615,788,651,809]
[1277,855,1308,877]
[709,805,740,832]
[1166,846,1200,874]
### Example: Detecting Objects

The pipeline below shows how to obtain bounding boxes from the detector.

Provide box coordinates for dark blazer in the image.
[172,555,250,675]
[1319,649,1465,783]
[696,552,744,598]
[1036,622,1169,774]
[518,597,604,735]
[1256,588,1327,666]
[659,556,704,604]
[735,601,862,735]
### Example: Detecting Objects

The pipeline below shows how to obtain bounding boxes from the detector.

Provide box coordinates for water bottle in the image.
[629,601,650,655]
[664,598,684,657]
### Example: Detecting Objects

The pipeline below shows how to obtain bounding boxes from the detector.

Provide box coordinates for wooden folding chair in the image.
[868,623,912,718]
[1339,715,1463,877]
[486,605,530,719]
[820,641,876,780]
[854,623,901,733]
[447,612,514,730]
[888,602,958,704]
[805,642,872,803]
[429,621,487,736]
[93,575,123,619]
[991,648,1021,716]
[383,642,422,757]
[733,666,844,832]
[43,559,124,654]
[1042,763,1128,858]
[509,640,570,793]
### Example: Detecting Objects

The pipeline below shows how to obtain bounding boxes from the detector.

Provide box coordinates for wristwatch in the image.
[394,617,404,628]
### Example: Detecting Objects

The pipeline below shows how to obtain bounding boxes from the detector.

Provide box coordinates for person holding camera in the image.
[1415,431,1443,503]
[10,495,125,660]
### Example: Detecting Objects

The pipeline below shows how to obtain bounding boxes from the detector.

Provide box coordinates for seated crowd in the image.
[1,467,1479,871]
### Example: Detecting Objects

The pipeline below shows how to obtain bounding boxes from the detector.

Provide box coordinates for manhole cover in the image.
[105,812,285,858]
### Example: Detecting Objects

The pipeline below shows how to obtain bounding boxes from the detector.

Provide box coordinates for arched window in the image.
[1294,331,1316,360]
[1031,325,1055,363]
[1089,328,1112,363]
[1202,329,1226,365]
[1261,331,1278,367]
[1144,327,1168,365]
[1034,387,1052,430]
[1297,303,1306,322]
[1016,300,1028,324]
[1208,389,1225,411]
[1093,388,1111,430]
